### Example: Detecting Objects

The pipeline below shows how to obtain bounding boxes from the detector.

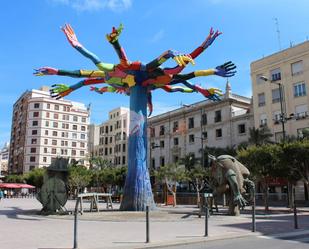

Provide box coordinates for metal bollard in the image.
[73,199,79,249]
[146,206,150,243]
[252,192,256,232]
[293,187,298,229]
[204,197,208,237]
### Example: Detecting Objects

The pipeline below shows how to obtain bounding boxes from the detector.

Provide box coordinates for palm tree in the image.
[248,127,273,146]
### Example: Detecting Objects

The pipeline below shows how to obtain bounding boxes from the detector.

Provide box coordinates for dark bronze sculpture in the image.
[209,155,255,216]
[37,158,69,214]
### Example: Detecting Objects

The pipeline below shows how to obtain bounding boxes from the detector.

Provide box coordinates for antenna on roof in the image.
[273,17,282,51]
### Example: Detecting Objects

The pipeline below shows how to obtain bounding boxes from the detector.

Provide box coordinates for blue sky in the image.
[1,0,309,146]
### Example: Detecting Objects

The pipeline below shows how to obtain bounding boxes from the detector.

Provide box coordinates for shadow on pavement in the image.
[0,206,41,221]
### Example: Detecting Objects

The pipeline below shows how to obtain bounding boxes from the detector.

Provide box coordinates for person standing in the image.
[0,189,4,201]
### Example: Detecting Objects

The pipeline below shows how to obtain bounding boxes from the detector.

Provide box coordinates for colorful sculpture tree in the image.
[35,24,236,211]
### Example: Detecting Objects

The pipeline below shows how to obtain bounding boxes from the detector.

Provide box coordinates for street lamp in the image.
[260,76,286,141]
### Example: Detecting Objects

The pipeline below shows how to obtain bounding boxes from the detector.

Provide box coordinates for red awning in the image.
[0,183,35,189]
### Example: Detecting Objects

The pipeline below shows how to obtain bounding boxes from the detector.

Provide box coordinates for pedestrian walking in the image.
[0,189,4,201]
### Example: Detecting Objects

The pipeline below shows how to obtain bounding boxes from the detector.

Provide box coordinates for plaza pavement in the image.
[0,198,308,249]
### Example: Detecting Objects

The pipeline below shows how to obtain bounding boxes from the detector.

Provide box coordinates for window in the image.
[256,74,264,85]
[44,139,48,145]
[122,156,126,165]
[159,125,165,135]
[110,136,113,143]
[123,119,126,128]
[189,134,195,143]
[110,125,113,132]
[30,156,36,162]
[174,137,179,146]
[52,131,58,136]
[105,126,109,134]
[73,125,77,130]
[62,132,68,138]
[61,149,68,155]
[122,143,126,152]
[46,112,50,118]
[188,117,194,129]
[258,93,265,107]
[54,113,59,119]
[82,117,86,123]
[34,103,40,108]
[45,130,48,135]
[291,61,303,76]
[160,156,165,166]
[272,88,280,103]
[260,113,267,127]
[81,134,86,139]
[29,166,35,171]
[32,130,38,135]
[43,157,47,163]
[202,131,208,139]
[72,133,77,139]
[105,148,108,156]
[216,129,222,138]
[109,147,112,154]
[80,142,85,148]
[273,111,281,124]
[30,148,36,153]
[201,113,207,125]
[214,110,222,123]
[54,105,59,110]
[295,104,308,119]
[238,124,246,134]
[53,122,58,128]
[33,112,39,118]
[61,140,68,146]
[160,140,164,148]
[271,68,281,81]
[51,148,57,154]
[73,116,78,122]
[52,140,57,145]
[47,103,50,109]
[173,121,179,132]
[44,148,48,153]
[80,150,85,156]
[71,150,76,156]
[72,141,77,147]
[294,82,306,97]
[32,121,38,126]
[81,126,86,131]
[31,138,37,144]
[45,121,49,127]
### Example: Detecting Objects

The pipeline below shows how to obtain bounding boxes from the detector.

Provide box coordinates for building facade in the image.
[94,107,130,166]
[148,82,254,169]
[0,142,9,175]
[9,87,90,173]
[251,41,309,141]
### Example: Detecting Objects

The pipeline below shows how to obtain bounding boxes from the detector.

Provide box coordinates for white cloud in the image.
[49,0,132,12]
[149,29,165,43]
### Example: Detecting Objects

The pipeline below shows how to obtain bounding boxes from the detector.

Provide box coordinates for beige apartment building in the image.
[0,142,9,175]
[92,107,130,166]
[148,82,254,168]
[9,87,90,173]
[251,41,309,141]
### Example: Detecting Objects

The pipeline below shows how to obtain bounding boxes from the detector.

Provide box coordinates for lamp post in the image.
[260,76,286,141]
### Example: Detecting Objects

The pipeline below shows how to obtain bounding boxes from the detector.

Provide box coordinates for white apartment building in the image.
[9,87,90,173]
[94,107,130,166]
[251,41,309,141]
[148,82,254,168]
[0,142,9,175]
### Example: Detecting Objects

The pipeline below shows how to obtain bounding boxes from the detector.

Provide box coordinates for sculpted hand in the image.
[202,27,222,49]
[50,84,73,99]
[168,50,195,66]
[106,24,124,43]
[233,194,247,208]
[195,85,222,101]
[62,24,82,47]
[215,61,236,77]
[34,67,58,76]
